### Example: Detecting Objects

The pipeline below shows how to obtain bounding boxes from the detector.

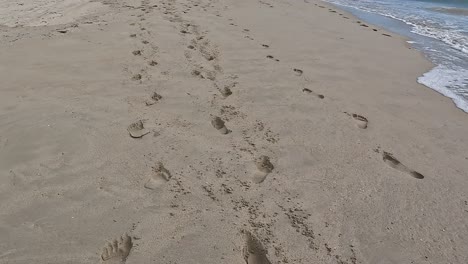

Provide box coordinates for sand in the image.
[0,0,468,263]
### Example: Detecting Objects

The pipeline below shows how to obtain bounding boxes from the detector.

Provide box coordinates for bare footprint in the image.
[253,155,273,183]
[266,55,279,61]
[144,162,172,189]
[352,114,368,129]
[211,116,230,134]
[293,68,303,76]
[127,120,150,138]
[101,234,132,264]
[242,231,271,264]
[345,112,368,129]
[220,86,232,97]
[131,74,142,81]
[382,152,424,179]
[146,92,162,106]
[302,88,324,99]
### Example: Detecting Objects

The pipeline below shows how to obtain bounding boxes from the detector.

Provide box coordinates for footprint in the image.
[382,33,392,37]
[266,55,279,62]
[242,231,271,264]
[144,162,172,189]
[345,112,368,129]
[382,152,424,179]
[211,116,230,134]
[132,50,142,56]
[293,68,303,76]
[373,29,378,32]
[131,74,142,81]
[220,86,232,97]
[351,114,368,129]
[261,44,269,48]
[253,155,273,183]
[127,120,150,138]
[146,92,162,106]
[148,60,158,66]
[100,234,132,264]
[302,88,324,99]
[129,34,137,38]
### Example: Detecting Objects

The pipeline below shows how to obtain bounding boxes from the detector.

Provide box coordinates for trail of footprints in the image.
[100,0,424,262]
[315,2,392,37]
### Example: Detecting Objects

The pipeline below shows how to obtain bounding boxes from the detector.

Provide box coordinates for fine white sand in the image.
[1,0,468,263]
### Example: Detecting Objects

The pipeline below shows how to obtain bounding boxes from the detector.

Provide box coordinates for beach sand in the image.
[0,0,467,263]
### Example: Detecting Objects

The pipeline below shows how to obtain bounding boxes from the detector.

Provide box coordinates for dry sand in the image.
[1,0,468,263]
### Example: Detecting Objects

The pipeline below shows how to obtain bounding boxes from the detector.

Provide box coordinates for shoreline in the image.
[1,0,468,263]
[322,0,468,114]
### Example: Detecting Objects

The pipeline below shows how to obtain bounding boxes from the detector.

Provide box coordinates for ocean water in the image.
[323,0,468,112]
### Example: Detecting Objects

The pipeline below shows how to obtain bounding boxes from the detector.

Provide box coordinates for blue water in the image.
[323,0,468,112]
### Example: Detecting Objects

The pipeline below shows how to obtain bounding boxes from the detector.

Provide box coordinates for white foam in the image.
[418,65,468,113]
[324,0,468,55]
[410,24,468,55]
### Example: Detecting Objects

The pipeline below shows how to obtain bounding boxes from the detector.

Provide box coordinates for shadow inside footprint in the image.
[253,156,273,183]
[243,231,271,264]
[293,68,303,76]
[302,88,325,99]
[131,74,142,81]
[101,234,132,264]
[352,114,368,129]
[128,120,150,138]
[220,86,232,97]
[144,162,172,189]
[146,92,162,106]
[211,116,230,134]
[345,112,368,129]
[382,152,424,179]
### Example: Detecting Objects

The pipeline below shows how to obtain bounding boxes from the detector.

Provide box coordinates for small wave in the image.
[324,0,468,55]
[418,65,468,113]
[429,7,468,16]
[410,24,468,54]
